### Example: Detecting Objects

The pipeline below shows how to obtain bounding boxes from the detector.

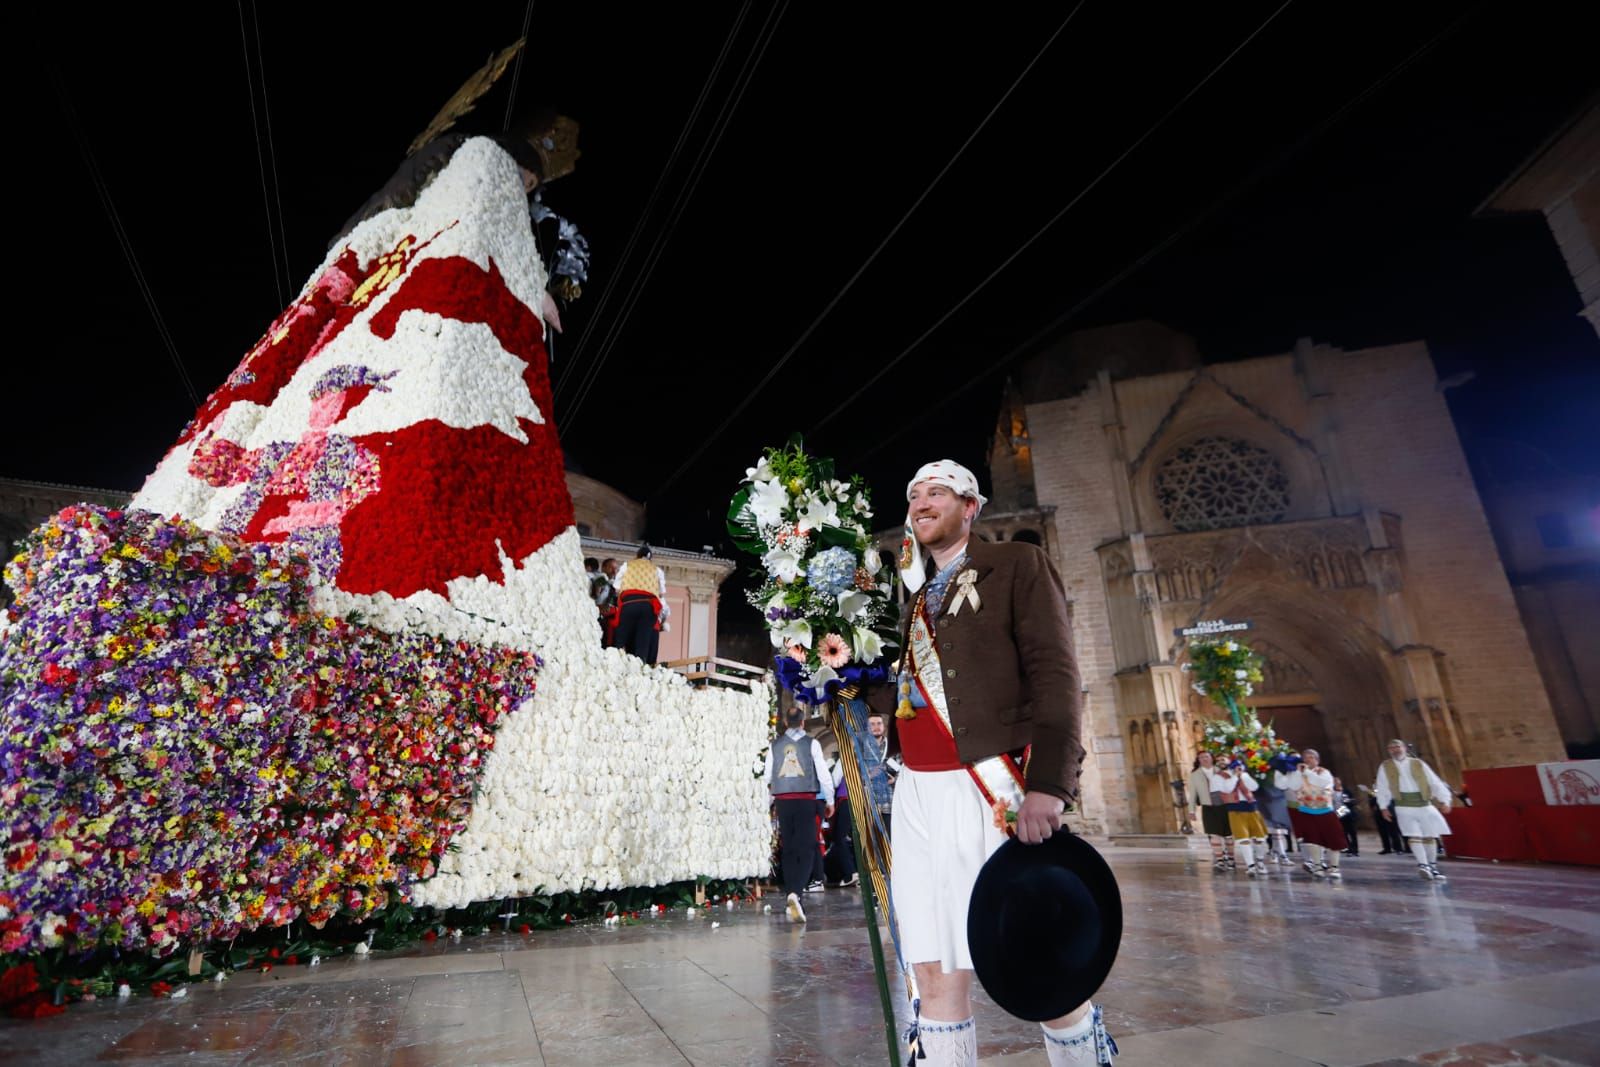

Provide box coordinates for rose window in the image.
[1155,437,1290,531]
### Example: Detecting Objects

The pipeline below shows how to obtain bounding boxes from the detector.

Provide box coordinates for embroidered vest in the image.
[771,735,820,795]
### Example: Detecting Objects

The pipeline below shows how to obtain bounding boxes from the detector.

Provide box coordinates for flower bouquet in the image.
[1182,637,1264,725]
[1198,711,1293,777]
[728,439,898,702]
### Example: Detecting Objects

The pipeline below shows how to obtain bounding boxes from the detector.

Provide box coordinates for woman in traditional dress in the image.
[1189,752,1234,871]
[1210,759,1270,876]
[1277,749,1348,880]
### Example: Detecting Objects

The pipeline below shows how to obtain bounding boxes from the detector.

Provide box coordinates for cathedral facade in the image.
[989,324,1566,835]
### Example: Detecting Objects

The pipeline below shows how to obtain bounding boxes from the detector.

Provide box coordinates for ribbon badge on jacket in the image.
[947,569,981,616]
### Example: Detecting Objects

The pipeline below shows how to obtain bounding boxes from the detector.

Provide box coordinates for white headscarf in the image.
[898,460,987,593]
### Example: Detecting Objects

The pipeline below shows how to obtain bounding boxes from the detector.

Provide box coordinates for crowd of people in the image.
[1189,739,1460,882]
[583,548,670,663]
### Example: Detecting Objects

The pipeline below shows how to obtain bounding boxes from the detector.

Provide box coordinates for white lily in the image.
[837,589,871,622]
[864,546,882,576]
[745,457,773,482]
[779,618,813,649]
[748,479,789,528]
[796,494,839,533]
[852,626,884,662]
[762,546,805,584]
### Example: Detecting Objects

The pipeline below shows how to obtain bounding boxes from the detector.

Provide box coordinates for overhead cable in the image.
[648,0,1090,500]
[54,74,202,408]
[806,0,1297,440]
[553,1,752,397]
[559,0,790,438]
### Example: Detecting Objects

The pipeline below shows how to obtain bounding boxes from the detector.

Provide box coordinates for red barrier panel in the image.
[1462,765,1545,808]
[1443,806,1535,862]
[1523,805,1600,866]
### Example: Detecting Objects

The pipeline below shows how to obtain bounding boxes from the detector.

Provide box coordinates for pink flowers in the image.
[785,643,808,663]
[818,633,852,669]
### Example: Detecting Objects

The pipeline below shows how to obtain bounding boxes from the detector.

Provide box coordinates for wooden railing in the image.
[661,655,768,692]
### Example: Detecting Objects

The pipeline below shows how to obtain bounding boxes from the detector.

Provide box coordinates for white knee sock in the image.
[1326,848,1341,869]
[1304,842,1323,865]
[1410,839,1429,865]
[1424,839,1438,865]
[1235,841,1253,867]
[1271,830,1288,858]
[918,1016,976,1067]
[1042,1013,1094,1066]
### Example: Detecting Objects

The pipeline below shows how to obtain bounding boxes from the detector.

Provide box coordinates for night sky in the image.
[18,2,1598,561]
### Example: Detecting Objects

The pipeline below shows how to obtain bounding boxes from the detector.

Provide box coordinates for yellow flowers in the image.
[358,832,374,849]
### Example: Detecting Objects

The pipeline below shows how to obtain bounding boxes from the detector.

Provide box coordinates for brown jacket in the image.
[867,539,1086,803]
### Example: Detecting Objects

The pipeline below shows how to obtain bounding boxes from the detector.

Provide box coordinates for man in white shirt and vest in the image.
[1373,739,1453,881]
[768,706,833,921]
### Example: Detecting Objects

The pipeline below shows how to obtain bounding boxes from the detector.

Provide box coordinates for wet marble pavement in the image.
[4,843,1598,1066]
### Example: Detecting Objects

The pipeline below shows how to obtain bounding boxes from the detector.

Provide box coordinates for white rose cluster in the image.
[128,139,773,909]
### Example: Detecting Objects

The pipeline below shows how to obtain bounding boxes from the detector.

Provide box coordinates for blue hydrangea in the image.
[808,546,857,596]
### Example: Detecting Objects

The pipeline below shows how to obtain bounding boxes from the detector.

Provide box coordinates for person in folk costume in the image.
[1208,759,1271,876]
[611,545,667,664]
[766,705,834,922]
[1255,758,1296,868]
[1188,751,1234,871]
[1277,749,1348,880]
[865,460,1116,1067]
[1373,739,1454,881]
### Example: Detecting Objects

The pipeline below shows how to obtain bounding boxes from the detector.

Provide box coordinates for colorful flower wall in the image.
[1,506,537,956]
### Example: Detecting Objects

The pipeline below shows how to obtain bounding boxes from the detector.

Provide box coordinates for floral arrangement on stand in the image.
[727,439,899,702]
[1184,636,1291,775]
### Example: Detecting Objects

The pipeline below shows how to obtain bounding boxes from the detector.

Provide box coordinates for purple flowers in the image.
[1,505,538,957]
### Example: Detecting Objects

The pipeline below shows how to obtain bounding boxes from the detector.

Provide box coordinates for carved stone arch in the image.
[1180,579,1402,786]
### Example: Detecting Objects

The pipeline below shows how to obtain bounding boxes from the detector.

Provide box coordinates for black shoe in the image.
[804,880,825,893]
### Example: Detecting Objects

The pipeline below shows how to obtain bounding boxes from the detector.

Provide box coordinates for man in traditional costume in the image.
[1189,751,1234,870]
[611,545,666,663]
[1373,739,1453,881]
[1276,749,1347,879]
[868,460,1114,1066]
[1207,760,1271,877]
[767,705,833,921]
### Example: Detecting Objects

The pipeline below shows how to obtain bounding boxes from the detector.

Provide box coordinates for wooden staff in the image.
[829,688,908,1067]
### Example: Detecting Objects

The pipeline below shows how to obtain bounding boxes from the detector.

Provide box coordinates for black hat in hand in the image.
[966,832,1122,1021]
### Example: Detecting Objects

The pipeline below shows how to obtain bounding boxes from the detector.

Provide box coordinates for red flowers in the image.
[40,661,76,688]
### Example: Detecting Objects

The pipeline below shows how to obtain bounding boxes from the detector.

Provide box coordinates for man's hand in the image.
[1016,792,1065,845]
[1382,809,1394,822]
[1438,802,1451,815]
[825,803,835,819]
